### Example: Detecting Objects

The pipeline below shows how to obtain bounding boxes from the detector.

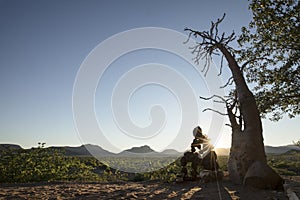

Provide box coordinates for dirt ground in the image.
[0,176,299,200]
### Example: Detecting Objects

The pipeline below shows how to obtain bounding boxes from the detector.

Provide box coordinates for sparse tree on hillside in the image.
[294,140,300,147]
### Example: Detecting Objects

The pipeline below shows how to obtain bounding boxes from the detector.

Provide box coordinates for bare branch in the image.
[184,14,236,78]
[220,76,234,88]
[183,31,193,44]
[200,95,227,103]
[203,108,228,116]
[218,55,224,76]
[203,56,211,76]
[225,123,232,127]
[213,100,227,104]
[185,14,244,130]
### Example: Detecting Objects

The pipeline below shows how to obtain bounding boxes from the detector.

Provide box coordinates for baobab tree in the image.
[185,14,283,189]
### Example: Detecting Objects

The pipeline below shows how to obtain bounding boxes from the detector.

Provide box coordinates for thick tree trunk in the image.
[218,45,283,189]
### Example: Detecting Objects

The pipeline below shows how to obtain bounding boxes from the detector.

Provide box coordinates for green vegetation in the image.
[0,145,299,183]
[268,151,300,176]
[100,157,177,173]
[0,145,124,183]
[238,0,299,121]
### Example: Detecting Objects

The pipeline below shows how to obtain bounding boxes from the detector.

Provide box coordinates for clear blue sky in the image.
[0,0,299,152]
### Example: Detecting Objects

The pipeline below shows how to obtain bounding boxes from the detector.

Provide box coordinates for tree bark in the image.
[217,45,283,189]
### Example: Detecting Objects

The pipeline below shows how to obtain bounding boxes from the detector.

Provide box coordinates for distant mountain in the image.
[265,145,300,154]
[2,143,299,157]
[124,145,155,153]
[118,145,157,157]
[83,144,115,157]
[0,144,22,153]
[49,145,91,156]
[214,145,300,156]
[161,149,181,156]
[283,149,300,155]
[117,145,182,157]
[49,144,115,157]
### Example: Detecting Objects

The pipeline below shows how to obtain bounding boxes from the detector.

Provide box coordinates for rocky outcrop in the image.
[243,161,284,190]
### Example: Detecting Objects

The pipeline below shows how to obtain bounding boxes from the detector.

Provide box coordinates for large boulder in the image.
[243,161,284,190]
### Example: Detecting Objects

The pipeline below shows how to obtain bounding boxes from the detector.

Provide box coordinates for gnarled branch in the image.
[184,13,236,77]
[200,95,227,103]
[220,76,234,88]
[202,108,228,116]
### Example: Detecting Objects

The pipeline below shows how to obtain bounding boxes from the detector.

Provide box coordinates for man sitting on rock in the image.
[177,126,221,182]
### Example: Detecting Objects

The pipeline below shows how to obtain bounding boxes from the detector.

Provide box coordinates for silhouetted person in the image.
[178,126,219,181]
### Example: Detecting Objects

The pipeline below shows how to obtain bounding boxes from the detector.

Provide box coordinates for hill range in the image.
[0,143,299,157]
